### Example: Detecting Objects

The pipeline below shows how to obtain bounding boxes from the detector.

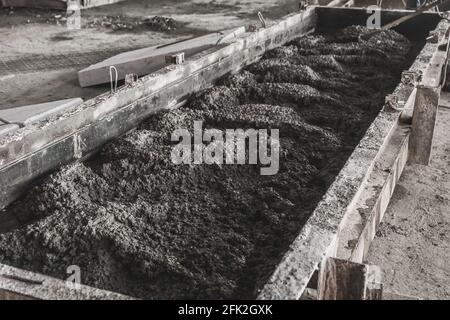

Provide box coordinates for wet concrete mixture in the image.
[0,26,415,299]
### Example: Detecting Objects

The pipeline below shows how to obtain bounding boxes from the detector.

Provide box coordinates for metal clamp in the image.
[109,66,118,94]
[257,12,266,29]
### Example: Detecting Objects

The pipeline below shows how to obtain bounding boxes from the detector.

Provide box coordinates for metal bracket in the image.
[165,52,185,65]
[125,73,138,87]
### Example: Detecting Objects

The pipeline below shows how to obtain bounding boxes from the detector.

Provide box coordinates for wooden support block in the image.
[317,257,382,300]
[408,85,440,165]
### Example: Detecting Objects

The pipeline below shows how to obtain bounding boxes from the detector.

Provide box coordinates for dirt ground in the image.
[366,101,450,300]
[0,0,300,110]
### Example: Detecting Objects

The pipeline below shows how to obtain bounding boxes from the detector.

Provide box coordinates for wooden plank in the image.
[78,28,246,87]
[318,258,367,300]
[337,123,411,263]
[421,41,449,88]
[0,263,133,300]
[408,85,440,165]
[344,0,412,9]
[381,0,450,30]
[317,257,382,300]
[408,23,450,165]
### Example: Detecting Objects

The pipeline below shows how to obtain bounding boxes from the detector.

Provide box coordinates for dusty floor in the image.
[0,26,414,299]
[0,0,301,110]
[366,97,450,300]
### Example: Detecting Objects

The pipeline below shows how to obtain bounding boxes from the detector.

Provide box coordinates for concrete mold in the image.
[0,5,448,299]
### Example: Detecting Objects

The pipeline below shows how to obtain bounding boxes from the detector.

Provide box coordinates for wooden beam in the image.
[337,122,411,263]
[408,85,440,165]
[315,6,441,40]
[382,0,450,30]
[317,257,382,300]
[408,23,449,165]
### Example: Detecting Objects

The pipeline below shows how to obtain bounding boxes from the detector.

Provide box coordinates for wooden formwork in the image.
[0,4,447,299]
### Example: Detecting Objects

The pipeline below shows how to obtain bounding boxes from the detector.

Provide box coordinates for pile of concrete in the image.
[0,26,413,299]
